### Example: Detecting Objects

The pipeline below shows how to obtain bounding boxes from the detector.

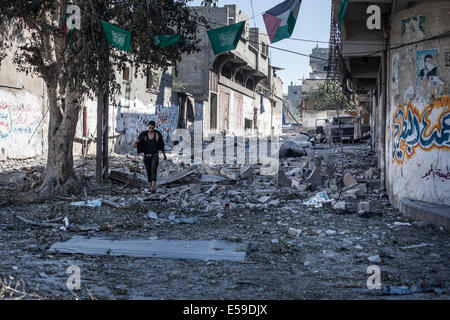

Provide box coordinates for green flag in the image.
[62,13,72,47]
[337,0,349,30]
[154,34,182,48]
[100,20,131,52]
[207,21,245,55]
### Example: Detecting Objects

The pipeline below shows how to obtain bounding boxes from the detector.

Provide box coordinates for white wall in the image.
[386,1,450,206]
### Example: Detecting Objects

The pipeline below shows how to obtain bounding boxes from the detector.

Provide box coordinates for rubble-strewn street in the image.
[0,141,448,299]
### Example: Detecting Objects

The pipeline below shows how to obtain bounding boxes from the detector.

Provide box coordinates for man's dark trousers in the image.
[144,154,159,182]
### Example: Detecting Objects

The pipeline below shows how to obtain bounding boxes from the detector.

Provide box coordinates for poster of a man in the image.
[416,49,439,80]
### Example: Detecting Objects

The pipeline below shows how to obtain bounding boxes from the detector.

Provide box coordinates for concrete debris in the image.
[343,173,358,187]
[157,169,197,186]
[258,196,271,204]
[304,158,322,187]
[239,165,253,179]
[200,175,230,183]
[70,199,103,207]
[109,170,149,187]
[333,201,347,209]
[358,201,370,213]
[219,167,240,181]
[275,169,293,187]
[368,254,382,263]
[189,184,202,194]
[288,227,302,237]
[205,184,218,196]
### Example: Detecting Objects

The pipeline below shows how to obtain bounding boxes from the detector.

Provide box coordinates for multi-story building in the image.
[335,0,450,226]
[175,4,283,138]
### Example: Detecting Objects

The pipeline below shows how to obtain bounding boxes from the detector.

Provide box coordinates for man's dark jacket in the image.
[136,130,165,154]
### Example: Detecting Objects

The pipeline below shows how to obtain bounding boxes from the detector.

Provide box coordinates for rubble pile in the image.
[0,139,448,300]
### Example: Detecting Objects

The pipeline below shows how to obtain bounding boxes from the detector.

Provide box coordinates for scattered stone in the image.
[343,173,357,187]
[219,167,240,180]
[258,196,271,203]
[325,230,336,235]
[268,199,280,206]
[189,184,202,194]
[288,227,301,237]
[358,201,370,213]
[368,255,382,263]
[239,165,253,179]
[333,201,347,209]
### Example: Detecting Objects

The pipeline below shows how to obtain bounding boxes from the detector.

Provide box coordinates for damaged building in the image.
[175,4,284,139]
[335,0,450,226]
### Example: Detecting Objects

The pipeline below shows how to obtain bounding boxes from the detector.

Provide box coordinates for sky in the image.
[189,0,331,94]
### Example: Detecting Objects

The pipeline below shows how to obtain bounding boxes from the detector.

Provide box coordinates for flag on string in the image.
[154,34,182,48]
[337,0,349,30]
[61,13,72,47]
[207,21,245,55]
[263,0,302,43]
[100,20,131,52]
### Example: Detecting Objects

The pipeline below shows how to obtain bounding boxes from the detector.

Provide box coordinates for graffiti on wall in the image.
[392,97,450,165]
[416,49,439,80]
[156,104,178,141]
[0,103,12,139]
[0,102,36,139]
[421,164,450,181]
[401,16,425,36]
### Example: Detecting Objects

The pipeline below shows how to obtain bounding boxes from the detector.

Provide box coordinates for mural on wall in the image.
[416,49,438,80]
[401,16,425,36]
[392,97,450,165]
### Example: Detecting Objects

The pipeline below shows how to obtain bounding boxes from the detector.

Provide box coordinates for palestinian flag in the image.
[154,34,182,48]
[61,13,72,47]
[263,0,302,43]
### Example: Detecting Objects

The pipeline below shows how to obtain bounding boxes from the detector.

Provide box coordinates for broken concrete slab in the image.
[258,196,271,203]
[50,236,248,262]
[200,174,231,183]
[205,184,218,196]
[109,170,149,187]
[219,167,239,181]
[157,169,197,186]
[189,184,202,194]
[288,227,301,237]
[239,165,253,179]
[343,173,358,187]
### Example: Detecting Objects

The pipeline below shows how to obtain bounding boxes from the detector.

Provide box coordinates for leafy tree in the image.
[0,0,210,194]
[308,80,348,111]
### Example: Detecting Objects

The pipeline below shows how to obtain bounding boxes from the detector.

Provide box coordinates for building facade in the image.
[336,0,450,212]
[175,4,283,139]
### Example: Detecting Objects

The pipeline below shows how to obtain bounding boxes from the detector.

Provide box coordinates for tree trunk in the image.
[36,26,81,195]
[37,85,81,194]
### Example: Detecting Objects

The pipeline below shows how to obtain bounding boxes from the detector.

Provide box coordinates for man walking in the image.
[134,121,167,193]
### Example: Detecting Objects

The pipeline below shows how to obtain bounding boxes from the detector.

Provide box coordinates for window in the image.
[122,67,130,81]
[146,70,159,91]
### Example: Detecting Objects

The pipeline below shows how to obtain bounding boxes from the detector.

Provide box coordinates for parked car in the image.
[324,116,370,142]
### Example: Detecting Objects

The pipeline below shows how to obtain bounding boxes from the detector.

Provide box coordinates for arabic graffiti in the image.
[0,103,12,139]
[421,164,450,181]
[392,97,450,165]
